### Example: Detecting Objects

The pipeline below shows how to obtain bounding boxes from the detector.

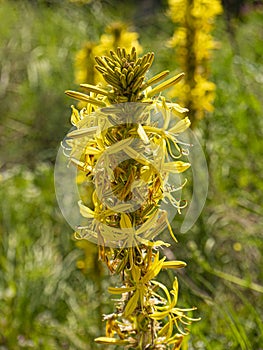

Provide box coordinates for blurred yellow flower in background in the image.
[168,0,223,126]
[75,22,142,86]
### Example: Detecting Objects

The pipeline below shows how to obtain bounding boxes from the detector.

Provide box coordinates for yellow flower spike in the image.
[63,47,199,348]
[167,0,222,125]
[96,22,142,57]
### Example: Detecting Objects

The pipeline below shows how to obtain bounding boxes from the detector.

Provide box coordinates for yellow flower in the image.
[167,0,187,23]
[150,278,200,337]
[95,22,142,56]
[168,0,223,124]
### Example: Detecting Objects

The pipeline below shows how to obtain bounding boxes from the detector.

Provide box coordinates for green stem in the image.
[212,268,263,294]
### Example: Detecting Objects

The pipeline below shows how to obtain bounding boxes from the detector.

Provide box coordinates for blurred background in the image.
[0,0,262,349]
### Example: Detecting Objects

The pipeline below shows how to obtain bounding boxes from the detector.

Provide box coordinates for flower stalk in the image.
[167,0,222,126]
[65,47,200,349]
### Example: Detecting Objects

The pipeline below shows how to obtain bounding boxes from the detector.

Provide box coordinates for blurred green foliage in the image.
[176,7,263,349]
[0,164,112,349]
[0,0,134,167]
[0,0,262,349]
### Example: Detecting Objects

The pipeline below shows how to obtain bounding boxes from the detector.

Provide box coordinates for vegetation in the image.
[0,1,262,349]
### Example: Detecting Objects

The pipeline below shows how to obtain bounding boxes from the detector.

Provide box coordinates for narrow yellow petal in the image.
[166,334,183,347]
[163,161,191,173]
[143,70,170,88]
[108,286,135,294]
[120,213,133,229]
[165,214,178,242]
[172,277,179,305]
[142,255,165,283]
[78,201,95,219]
[105,137,132,154]
[136,237,170,248]
[84,146,101,155]
[124,290,140,317]
[152,280,171,304]
[70,105,80,126]
[80,83,108,96]
[162,261,187,269]
[131,264,141,282]
[146,73,185,98]
[95,337,129,345]
[149,310,170,320]
[65,90,106,107]
[168,117,191,134]
[137,123,150,144]
[158,321,170,337]
[67,126,98,139]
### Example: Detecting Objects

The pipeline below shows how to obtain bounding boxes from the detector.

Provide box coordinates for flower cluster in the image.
[72,23,142,271]
[167,0,222,126]
[64,47,199,349]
